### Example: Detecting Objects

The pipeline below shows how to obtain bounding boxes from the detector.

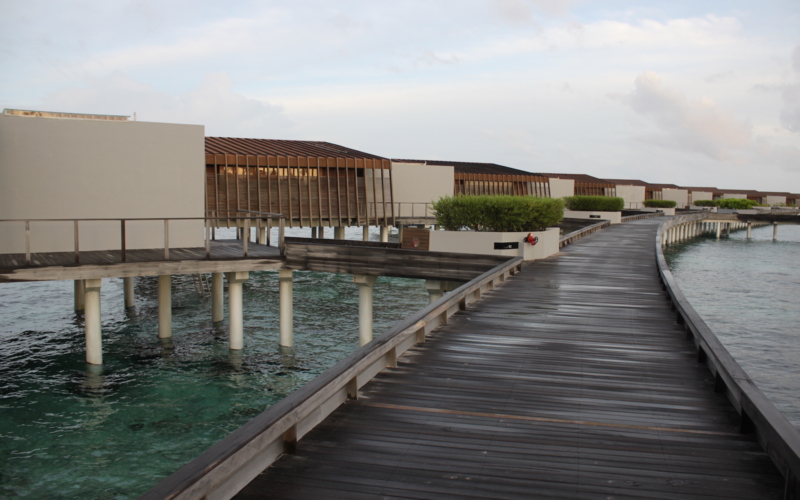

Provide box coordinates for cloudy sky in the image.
[2,0,798,192]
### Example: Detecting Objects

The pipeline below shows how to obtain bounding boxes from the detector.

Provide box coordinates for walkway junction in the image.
[1,109,799,499]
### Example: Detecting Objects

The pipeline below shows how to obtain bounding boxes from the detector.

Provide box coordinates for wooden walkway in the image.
[236,218,784,499]
[0,240,280,269]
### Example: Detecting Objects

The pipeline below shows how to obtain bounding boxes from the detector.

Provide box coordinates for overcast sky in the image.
[2,1,799,192]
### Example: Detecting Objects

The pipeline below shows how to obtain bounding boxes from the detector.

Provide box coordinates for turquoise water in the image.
[664,223,800,429]
[0,227,429,499]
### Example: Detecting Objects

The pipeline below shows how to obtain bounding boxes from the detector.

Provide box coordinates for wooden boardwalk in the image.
[236,218,784,500]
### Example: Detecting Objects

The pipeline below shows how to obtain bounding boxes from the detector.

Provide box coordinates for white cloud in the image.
[779,45,800,133]
[40,72,292,138]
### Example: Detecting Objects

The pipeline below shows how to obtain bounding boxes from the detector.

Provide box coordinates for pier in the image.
[143,216,800,500]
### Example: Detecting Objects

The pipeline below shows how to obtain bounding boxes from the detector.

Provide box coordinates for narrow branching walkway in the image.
[238,219,783,500]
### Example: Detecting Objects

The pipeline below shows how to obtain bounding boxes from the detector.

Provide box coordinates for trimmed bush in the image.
[693,200,716,207]
[716,198,757,209]
[643,199,677,208]
[431,195,564,232]
[563,196,624,211]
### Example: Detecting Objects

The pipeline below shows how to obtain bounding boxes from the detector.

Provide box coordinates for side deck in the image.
[236,218,785,499]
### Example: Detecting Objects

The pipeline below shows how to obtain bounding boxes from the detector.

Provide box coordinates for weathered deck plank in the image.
[237,218,784,499]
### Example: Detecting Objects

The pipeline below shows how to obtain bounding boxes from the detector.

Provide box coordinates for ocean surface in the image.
[0,227,429,499]
[664,223,800,430]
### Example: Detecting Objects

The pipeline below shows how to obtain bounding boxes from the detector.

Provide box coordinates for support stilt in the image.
[354,275,377,346]
[84,278,102,365]
[334,226,345,239]
[212,272,224,323]
[774,223,778,241]
[123,277,135,309]
[279,269,293,347]
[380,226,389,243]
[74,279,85,312]
[225,272,249,350]
[158,275,172,339]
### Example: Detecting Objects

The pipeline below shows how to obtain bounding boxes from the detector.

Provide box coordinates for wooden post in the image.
[279,218,286,255]
[84,278,102,365]
[158,275,172,339]
[74,220,80,264]
[226,271,249,350]
[120,220,127,262]
[354,275,377,346]
[25,220,30,265]
[164,220,170,260]
[279,269,293,347]
[212,272,224,323]
[426,280,444,304]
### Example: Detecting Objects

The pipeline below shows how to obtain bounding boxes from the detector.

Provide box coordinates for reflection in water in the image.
[665,223,800,430]
[0,227,429,498]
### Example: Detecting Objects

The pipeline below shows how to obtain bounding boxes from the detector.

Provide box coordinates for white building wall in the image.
[662,188,689,208]
[391,162,454,218]
[764,195,787,205]
[614,185,645,209]
[548,178,575,198]
[689,191,714,204]
[722,192,748,199]
[0,114,205,254]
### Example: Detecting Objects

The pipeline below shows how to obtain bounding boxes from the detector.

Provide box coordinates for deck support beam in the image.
[84,278,102,365]
[225,271,249,350]
[279,269,293,347]
[123,277,135,309]
[310,227,317,238]
[158,275,172,339]
[74,279,85,312]
[212,273,224,323]
[334,226,346,239]
[354,275,377,346]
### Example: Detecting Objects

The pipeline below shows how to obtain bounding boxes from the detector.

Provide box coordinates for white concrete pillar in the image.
[211,272,224,323]
[74,279,85,312]
[158,275,172,339]
[380,226,389,243]
[716,222,722,239]
[363,225,370,241]
[334,226,346,239]
[773,223,778,241]
[279,269,293,347]
[426,280,444,304]
[746,222,752,239]
[354,275,377,346]
[84,278,102,365]
[310,227,317,238]
[266,220,272,246]
[726,223,731,237]
[123,277,135,309]
[225,271,249,350]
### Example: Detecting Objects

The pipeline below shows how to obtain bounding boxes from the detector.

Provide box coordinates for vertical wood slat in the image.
[256,157,262,213]
[336,158,344,227]
[235,155,241,214]
[345,159,353,226]
[326,158,333,227]
[306,157,314,227]
[286,157,293,228]
[245,155,251,213]
[316,157,323,228]
[381,160,389,227]
[387,161,396,227]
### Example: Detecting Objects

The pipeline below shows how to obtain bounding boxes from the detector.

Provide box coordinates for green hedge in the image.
[693,200,716,207]
[563,196,624,211]
[716,198,757,209]
[643,199,677,208]
[432,195,564,232]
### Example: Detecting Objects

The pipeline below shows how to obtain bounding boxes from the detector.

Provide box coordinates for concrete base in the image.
[380,226,389,242]
[334,226,346,239]
[363,225,370,241]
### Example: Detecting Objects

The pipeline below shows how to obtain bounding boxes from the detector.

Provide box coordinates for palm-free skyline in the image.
[2,0,798,192]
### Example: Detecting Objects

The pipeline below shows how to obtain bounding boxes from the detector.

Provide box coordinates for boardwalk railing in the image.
[621,211,665,222]
[656,214,800,498]
[559,220,611,247]
[139,255,523,500]
[0,211,286,266]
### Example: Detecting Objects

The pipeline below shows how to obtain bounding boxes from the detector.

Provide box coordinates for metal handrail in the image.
[0,212,287,265]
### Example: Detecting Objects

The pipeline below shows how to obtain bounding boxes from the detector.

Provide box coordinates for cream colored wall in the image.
[548,178,574,198]
[689,191,713,204]
[722,192,748,199]
[614,185,645,209]
[563,210,622,224]
[428,227,560,261]
[391,162,454,217]
[764,195,786,205]
[662,188,689,208]
[0,114,205,253]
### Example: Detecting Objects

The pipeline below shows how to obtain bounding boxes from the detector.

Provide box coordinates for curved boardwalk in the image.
[237,218,784,499]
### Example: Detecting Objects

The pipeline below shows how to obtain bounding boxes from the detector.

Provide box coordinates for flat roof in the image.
[602,178,651,187]
[3,108,130,121]
[207,137,387,160]
[537,173,616,186]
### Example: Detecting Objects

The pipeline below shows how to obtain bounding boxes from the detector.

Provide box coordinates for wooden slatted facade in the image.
[205,139,394,228]
[453,173,551,197]
[539,173,617,197]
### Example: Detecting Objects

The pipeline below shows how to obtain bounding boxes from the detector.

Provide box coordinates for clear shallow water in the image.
[664,224,800,429]
[0,227,429,499]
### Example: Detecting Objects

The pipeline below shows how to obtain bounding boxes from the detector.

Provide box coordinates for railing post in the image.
[164,219,170,260]
[205,220,211,259]
[243,218,250,257]
[279,218,286,256]
[25,220,31,265]
[74,220,80,264]
[120,220,127,262]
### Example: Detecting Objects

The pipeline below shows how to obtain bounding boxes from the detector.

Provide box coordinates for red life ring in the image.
[525,233,538,246]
